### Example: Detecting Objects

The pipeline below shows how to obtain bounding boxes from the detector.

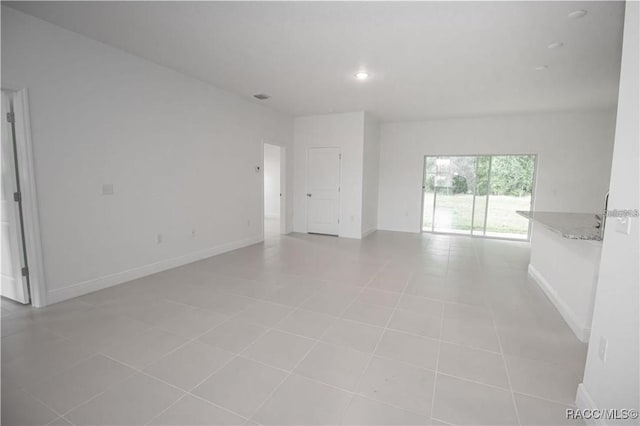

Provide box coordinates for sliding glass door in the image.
[422,154,535,240]
[423,156,477,234]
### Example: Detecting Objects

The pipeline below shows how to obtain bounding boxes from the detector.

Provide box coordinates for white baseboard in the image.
[528,264,591,343]
[361,228,377,238]
[376,227,421,234]
[576,383,606,426]
[46,235,264,305]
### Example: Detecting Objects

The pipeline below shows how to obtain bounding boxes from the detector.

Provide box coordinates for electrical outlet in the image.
[615,217,631,235]
[191,229,196,238]
[101,183,114,195]
[156,233,163,244]
[599,336,608,362]
[247,219,251,227]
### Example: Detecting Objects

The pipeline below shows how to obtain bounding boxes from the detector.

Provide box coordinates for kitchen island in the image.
[518,211,603,342]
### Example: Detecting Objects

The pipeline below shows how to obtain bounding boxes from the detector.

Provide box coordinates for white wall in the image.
[578,2,639,421]
[263,143,280,218]
[1,7,294,305]
[378,110,617,233]
[362,113,380,236]
[293,112,365,239]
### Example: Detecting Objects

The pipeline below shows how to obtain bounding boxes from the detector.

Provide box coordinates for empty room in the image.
[1,1,638,426]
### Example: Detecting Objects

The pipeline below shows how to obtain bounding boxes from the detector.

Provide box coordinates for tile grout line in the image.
[4,337,135,423]
[493,305,523,426]
[230,271,379,426]
[165,277,339,426]
[425,241,455,424]
[337,260,423,424]
[143,280,330,426]
[333,260,398,425]
[428,249,448,423]
[231,351,446,422]
[49,301,261,426]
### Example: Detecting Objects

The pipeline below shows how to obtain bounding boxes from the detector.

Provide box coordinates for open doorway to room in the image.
[1,89,45,307]
[2,90,31,304]
[263,143,283,238]
[422,154,536,240]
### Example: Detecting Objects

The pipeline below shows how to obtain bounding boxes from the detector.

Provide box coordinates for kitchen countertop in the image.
[517,210,603,241]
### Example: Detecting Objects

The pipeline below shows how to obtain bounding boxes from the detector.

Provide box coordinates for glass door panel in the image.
[485,155,535,239]
[432,156,476,235]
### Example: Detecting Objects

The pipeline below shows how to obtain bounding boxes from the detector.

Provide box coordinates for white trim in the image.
[279,145,287,235]
[528,264,591,342]
[264,213,280,219]
[9,89,47,307]
[46,235,263,305]
[377,227,421,234]
[361,228,377,238]
[576,383,606,426]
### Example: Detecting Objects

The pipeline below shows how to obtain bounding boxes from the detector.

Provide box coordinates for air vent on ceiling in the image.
[253,93,271,100]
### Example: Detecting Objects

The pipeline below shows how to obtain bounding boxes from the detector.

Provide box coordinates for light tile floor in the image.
[1,231,586,425]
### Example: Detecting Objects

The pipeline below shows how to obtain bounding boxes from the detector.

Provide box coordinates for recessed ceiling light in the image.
[568,10,588,19]
[253,93,270,100]
[355,71,369,80]
[535,65,549,71]
[547,42,564,49]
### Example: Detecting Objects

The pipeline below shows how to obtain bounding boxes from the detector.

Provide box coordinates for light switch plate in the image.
[615,217,631,235]
[599,336,608,362]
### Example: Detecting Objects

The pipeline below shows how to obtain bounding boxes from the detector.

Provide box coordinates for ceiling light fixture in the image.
[253,93,270,100]
[568,10,588,19]
[535,65,549,71]
[547,42,564,49]
[355,71,369,80]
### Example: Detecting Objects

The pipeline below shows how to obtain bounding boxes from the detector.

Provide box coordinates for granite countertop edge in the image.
[517,210,603,242]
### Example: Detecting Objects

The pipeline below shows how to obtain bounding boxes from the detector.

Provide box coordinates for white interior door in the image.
[1,92,29,304]
[307,147,340,235]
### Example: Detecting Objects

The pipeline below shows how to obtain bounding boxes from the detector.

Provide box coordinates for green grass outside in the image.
[423,193,531,236]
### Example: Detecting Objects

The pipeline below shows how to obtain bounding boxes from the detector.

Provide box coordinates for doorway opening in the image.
[2,90,30,304]
[1,89,45,307]
[421,154,536,240]
[263,143,283,238]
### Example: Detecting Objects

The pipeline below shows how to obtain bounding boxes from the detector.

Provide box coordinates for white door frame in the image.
[2,88,46,307]
[2,90,29,303]
[278,145,287,234]
[262,141,287,237]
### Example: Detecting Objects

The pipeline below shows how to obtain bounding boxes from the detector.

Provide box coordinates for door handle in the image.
[306,193,312,197]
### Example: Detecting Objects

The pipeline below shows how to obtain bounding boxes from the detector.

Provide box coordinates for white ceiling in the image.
[6,1,625,121]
